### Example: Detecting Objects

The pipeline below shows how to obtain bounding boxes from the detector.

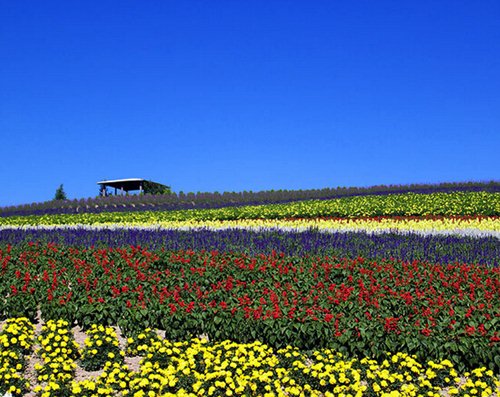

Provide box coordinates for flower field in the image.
[0,191,499,227]
[1,227,499,266]
[2,181,498,218]
[3,216,499,237]
[0,185,499,395]
[1,318,499,397]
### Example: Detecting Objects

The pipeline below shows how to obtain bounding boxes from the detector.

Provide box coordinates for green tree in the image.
[143,181,172,195]
[54,184,67,200]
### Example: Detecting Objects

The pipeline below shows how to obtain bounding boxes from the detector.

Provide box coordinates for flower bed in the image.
[1,188,499,394]
[1,192,498,227]
[1,317,499,396]
[2,181,498,218]
[1,228,499,266]
[3,215,499,235]
[1,245,499,372]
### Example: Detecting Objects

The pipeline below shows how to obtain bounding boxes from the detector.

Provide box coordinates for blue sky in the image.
[1,1,499,207]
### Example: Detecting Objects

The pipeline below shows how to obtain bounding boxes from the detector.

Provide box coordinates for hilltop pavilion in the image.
[97,178,169,196]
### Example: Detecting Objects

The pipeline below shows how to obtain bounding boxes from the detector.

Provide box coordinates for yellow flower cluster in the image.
[71,361,134,396]
[33,319,80,396]
[126,328,162,356]
[455,367,500,396]
[80,324,124,371]
[1,318,498,396]
[359,355,500,396]
[0,317,35,356]
[0,317,33,395]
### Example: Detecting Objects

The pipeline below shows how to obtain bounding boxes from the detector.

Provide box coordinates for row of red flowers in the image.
[1,242,499,371]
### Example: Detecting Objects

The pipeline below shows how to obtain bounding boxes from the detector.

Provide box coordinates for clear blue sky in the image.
[1,1,499,207]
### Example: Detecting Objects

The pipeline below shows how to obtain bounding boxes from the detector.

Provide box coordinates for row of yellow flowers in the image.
[4,216,497,234]
[1,318,498,397]
[122,216,500,234]
[2,216,499,235]
[1,192,499,227]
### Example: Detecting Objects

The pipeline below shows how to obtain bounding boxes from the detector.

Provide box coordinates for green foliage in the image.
[54,184,67,201]
[142,180,171,195]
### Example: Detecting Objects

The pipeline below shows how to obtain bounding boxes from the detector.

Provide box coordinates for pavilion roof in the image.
[97,178,164,192]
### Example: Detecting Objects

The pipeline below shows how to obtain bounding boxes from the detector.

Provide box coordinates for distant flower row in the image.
[5,215,495,235]
[130,215,500,235]
[1,192,499,227]
[2,181,499,217]
[2,317,499,396]
[1,227,499,265]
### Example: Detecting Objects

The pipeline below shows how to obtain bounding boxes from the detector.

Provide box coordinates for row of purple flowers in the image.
[0,226,498,266]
